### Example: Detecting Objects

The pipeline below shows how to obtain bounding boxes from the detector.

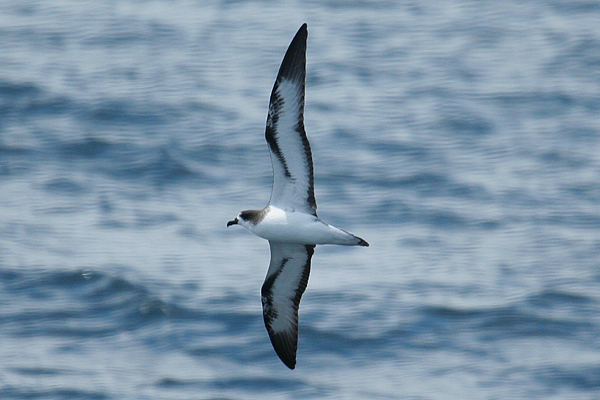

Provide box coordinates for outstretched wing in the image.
[261,241,315,369]
[265,23,317,216]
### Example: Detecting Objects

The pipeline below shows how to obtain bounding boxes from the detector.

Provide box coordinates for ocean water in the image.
[1,1,600,399]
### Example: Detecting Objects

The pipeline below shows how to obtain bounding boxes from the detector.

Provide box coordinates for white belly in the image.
[249,207,357,245]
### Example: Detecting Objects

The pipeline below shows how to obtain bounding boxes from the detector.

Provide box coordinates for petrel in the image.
[227,23,368,369]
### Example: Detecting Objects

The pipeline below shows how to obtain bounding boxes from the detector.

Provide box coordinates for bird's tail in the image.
[355,236,369,247]
[324,225,369,247]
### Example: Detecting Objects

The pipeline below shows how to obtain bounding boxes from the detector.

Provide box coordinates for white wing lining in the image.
[265,23,316,215]
[261,241,314,369]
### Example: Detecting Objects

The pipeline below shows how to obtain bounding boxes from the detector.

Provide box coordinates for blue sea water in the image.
[1,1,600,399]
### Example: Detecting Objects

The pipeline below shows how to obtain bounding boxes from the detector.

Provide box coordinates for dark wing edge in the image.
[261,243,315,369]
[276,23,308,84]
[265,24,317,215]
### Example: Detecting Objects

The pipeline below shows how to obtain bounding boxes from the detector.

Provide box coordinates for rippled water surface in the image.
[1,1,600,399]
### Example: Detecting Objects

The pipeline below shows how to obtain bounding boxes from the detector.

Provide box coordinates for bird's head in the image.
[227,209,264,229]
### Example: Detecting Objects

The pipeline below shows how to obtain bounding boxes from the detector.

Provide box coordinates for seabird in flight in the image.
[228,23,368,369]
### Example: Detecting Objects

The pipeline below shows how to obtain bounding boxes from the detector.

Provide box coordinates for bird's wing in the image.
[261,241,315,369]
[265,23,317,216]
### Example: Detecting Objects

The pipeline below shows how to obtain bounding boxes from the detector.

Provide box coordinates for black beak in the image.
[227,218,239,227]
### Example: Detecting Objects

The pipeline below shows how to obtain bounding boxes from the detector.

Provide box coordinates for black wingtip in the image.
[268,331,298,369]
[295,23,308,46]
[357,238,369,247]
[282,356,296,370]
[277,24,307,83]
